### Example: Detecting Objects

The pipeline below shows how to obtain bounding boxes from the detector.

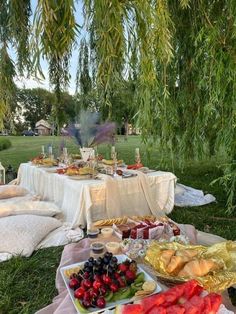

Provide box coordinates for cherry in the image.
[102,274,112,285]
[83,291,91,301]
[74,287,85,299]
[82,299,91,308]
[110,282,119,292]
[99,286,107,295]
[117,277,126,288]
[69,278,79,290]
[111,256,118,263]
[93,274,101,281]
[96,297,106,309]
[89,288,98,299]
[93,280,102,290]
[83,279,92,289]
[114,272,120,279]
[118,263,128,273]
[81,280,88,290]
[83,272,90,279]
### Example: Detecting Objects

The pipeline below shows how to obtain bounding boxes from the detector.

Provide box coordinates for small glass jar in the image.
[87,228,99,238]
[101,227,113,238]
[91,242,105,254]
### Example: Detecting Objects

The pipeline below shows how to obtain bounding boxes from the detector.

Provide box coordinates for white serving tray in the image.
[60,254,162,314]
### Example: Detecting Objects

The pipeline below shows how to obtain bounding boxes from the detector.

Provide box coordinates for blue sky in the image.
[13,0,84,95]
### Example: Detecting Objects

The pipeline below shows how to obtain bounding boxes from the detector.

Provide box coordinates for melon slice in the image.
[136,293,165,313]
[115,304,143,314]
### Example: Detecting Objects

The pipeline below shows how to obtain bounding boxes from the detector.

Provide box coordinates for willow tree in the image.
[0,0,236,212]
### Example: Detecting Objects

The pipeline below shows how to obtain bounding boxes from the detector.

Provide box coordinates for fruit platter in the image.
[60,253,161,313]
[57,165,97,177]
[31,156,58,167]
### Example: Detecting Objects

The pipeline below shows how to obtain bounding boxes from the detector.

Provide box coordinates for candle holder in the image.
[0,162,5,185]
[135,148,141,165]
[111,146,116,160]
[112,152,119,178]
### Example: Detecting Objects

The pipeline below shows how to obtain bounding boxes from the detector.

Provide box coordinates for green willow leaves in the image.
[0,0,236,212]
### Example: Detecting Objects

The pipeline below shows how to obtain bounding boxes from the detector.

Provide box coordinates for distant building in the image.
[128,124,141,135]
[35,119,52,136]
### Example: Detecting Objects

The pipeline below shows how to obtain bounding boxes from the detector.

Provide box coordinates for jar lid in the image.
[90,242,104,250]
[87,228,99,235]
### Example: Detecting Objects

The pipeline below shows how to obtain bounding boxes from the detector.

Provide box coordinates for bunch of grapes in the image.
[68,252,137,309]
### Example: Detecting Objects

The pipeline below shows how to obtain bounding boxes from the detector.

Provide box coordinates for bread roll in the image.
[166,256,188,275]
[178,259,218,277]
[160,249,175,267]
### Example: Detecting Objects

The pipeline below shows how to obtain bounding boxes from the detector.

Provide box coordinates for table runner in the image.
[18,163,176,228]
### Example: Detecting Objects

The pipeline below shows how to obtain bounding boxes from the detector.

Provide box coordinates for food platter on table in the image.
[31,156,58,168]
[60,253,161,314]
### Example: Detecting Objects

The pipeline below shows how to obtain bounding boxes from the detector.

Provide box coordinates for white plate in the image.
[60,254,162,314]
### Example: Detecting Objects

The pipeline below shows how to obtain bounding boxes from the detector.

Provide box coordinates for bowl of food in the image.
[87,228,100,238]
[90,242,105,254]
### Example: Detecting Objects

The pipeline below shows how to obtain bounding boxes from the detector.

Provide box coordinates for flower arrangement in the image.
[68,110,116,148]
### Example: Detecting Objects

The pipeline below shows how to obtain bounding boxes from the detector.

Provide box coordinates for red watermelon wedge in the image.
[115,304,143,314]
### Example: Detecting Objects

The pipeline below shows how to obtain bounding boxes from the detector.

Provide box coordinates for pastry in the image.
[160,249,175,267]
[178,259,219,277]
[166,256,188,275]
[176,249,198,259]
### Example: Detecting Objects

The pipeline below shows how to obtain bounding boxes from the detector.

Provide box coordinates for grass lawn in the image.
[0,136,235,313]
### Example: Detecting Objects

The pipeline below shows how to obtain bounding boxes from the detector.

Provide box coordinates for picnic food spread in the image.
[28,149,236,313]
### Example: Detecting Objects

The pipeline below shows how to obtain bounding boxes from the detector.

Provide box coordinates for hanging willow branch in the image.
[83,0,125,115]
[8,0,32,75]
[33,0,79,131]
[0,45,16,129]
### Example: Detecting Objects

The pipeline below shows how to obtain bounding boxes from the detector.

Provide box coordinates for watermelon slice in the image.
[202,293,222,314]
[145,306,167,314]
[115,304,143,314]
[188,295,205,310]
[182,301,200,314]
[136,293,166,313]
[166,304,185,314]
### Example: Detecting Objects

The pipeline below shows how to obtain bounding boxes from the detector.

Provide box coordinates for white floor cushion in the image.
[0,215,62,257]
[0,185,29,199]
[0,201,61,218]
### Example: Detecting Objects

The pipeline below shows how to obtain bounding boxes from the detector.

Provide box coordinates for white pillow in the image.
[0,215,62,257]
[0,201,61,218]
[0,185,29,199]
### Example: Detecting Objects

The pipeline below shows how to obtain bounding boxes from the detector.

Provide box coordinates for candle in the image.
[111,146,116,154]
[63,147,68,155]
[135,148,140,155]
[48,146,53,155]
[41,146,45,154]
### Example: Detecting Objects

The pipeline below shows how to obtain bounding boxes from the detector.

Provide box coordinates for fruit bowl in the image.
[60,254,162,313]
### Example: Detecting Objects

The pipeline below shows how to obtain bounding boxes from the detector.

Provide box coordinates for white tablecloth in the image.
[18,163,176,228]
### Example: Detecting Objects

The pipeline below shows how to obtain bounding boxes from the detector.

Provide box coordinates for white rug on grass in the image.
[175,183,216,207]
